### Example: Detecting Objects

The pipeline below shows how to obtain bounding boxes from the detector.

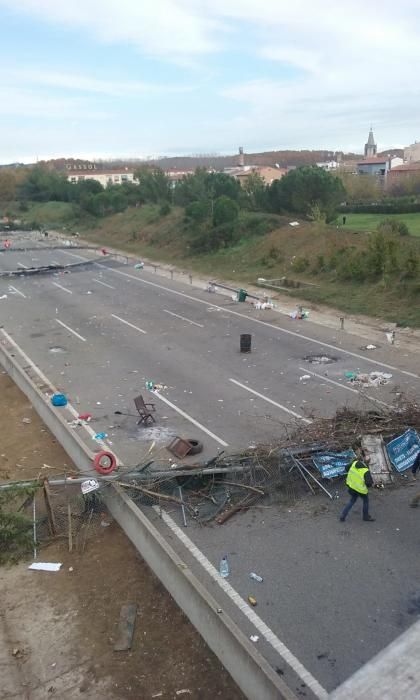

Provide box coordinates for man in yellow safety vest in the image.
[340,456,374,522]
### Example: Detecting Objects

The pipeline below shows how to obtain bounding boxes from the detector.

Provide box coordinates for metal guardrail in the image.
[0,332,298,700]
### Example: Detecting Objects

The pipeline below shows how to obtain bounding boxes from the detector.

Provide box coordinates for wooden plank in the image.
[113,604,137,652]
[43,480,57,536]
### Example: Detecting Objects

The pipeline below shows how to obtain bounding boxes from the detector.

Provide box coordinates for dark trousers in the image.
[412,460,420,475]
[341,490,369,520]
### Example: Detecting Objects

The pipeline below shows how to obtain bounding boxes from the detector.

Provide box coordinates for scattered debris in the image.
[50,393,67,407]
[345,371,392,387]
[134,262,144,269]
[289,221,300,227]
[21,417,31,424]
[28,562,62,572]
[299,375,310,382]
[248,596,257,607]
[114,603,137,652]
[250,635,259,642]
[304,354,338,364]
[249,572,263,583]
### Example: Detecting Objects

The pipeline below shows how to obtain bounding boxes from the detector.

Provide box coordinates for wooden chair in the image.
[134,394,156,425]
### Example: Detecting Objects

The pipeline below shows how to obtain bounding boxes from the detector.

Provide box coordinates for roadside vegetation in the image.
[1,164,420,326]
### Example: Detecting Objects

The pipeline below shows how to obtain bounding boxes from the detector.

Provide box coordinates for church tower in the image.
[364,128,377,158]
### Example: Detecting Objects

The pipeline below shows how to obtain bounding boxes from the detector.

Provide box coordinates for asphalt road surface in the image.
[2,233,420,698]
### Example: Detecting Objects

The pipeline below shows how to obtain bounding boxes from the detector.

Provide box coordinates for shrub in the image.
[159,202,171,216]
[292,256,310,272]
[377,218,410,237]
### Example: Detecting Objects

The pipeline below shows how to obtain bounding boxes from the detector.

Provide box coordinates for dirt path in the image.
[0,371,244,700]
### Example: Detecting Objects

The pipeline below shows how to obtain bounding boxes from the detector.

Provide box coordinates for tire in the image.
[94,450,117,475]
[186,439,203,456]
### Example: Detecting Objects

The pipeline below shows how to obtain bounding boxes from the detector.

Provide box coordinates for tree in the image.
[339,173,380,202]
[185,200,209,223]
[133,167,171,203]
[0,171,18,201]
[212,195,239,227]
[268,166,346,222]
[241,173,268,211]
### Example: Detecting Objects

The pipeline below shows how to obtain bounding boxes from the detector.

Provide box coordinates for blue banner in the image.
[386,429,420,472]
[313,450,356,479]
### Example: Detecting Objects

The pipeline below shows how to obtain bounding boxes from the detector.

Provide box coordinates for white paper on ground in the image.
[29,562,62,572]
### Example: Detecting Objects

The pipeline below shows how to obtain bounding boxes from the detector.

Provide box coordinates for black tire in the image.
[186,439,203,455]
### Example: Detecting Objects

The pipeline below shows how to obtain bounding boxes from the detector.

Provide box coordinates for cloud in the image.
[0,0,220,57]
[2,67,193,97]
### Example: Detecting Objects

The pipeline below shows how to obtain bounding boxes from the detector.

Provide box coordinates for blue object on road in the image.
[94,432,108,441]
[386,429,420,472]
[51,393,67,407]
[313,450,356,478]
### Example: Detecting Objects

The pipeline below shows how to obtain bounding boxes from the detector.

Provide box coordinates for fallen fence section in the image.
[0,259,99,278]
[330,618,420,700]
[0,338,298,700]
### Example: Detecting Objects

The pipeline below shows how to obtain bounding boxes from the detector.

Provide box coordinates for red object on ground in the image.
[93,451,117,475]
[78,413,92,421]
[101,248,108,255]
[3,240,11,249]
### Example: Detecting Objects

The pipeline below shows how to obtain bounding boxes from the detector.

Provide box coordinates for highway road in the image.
[2,233,420,698]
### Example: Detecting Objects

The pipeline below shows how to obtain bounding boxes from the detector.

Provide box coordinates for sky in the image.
[1,0,419,162]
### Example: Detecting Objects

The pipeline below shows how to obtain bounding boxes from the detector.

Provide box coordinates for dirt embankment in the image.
[0,371,244,700]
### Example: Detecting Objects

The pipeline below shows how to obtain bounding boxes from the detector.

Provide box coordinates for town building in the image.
[357,129,402,177]
[404,142,420,163]
[66,163,137,186]
[387,162,420,187]
[364,128,377,158]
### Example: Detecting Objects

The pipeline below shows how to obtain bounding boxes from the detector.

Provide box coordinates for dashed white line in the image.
[8,285,26,298]
[61,250,89,261]
[95,263,420,380]
[153,506,328,699]
[229,378,312,424]
[52,282,72,294]
[163,309,204,328]
[56,319,86,342]
[152,391,229,446]
[111,313,147,334]
[299,366,392,408]
[92,278,115,290]
[17,262,28,269]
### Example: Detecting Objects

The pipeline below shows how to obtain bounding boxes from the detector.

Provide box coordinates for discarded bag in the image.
[51,393,67,407]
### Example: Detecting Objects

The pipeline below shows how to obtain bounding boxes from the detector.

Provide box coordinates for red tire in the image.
[94,450,117,475]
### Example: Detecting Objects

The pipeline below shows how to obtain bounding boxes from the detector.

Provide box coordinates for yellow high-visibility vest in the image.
[346,461,368,495]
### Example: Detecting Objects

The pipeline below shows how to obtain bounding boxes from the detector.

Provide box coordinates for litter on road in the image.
[28,562,62,572]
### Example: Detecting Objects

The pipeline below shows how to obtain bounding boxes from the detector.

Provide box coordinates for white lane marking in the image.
[56,319,86,342]
[152,391,228,446]
[153,506,328,699]
[8,285,26,298]
[52,282,72,294]
[0,326,325,697]
[0,329,112,448]
[163,309,204,328]
[92,278,115,290]
[51,260,60,265]
[17,262,28,269]
[229,378,312,424]
[96,263,420,380]
[61,250,89,261]
[298,366,392,408]
[111,313,147,335]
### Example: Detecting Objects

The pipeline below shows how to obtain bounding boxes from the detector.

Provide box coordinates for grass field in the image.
[345,212,420,236]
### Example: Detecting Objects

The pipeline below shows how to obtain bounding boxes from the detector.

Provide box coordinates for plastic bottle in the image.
[219,555,229,578]
[249,572,263,583]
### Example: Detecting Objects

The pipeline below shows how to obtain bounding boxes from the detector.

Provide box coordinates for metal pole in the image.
[33,497,37,560]
[295,458,333,499]
[178,486,187,527]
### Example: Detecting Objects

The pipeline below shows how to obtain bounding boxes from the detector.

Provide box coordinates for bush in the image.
[291,256,310,272]
[213,196,239,227]
[185,200,209,223]
[377,218,410,237]
[159,202,171,216]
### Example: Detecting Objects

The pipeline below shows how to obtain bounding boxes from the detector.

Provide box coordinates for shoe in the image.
[363,516,375,522]
[339,517,345,522]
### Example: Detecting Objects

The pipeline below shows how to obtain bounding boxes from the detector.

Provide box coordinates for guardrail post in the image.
[340,317,344,330]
